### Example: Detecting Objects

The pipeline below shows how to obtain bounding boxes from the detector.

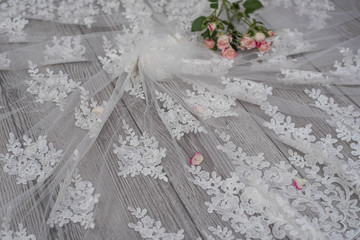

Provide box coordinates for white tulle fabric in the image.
[0,0,360,239]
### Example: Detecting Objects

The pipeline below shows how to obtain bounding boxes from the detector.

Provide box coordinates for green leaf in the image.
[243,0,263,14]
[191,16,206,32]
[210,3,218,8]
[230,43,238,51]
[210,30,218,38]
[228,22,235,30]
[208,0,218,2]
[201,29,210,39]
[231,3,240,10]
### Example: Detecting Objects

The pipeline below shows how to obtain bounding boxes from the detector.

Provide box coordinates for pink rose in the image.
[258,41,272,53]
[204,38,215,49]
[208,22,216,31]
[254,32,266,43]
[268,30,275,37]
[222,47,238,59]
[240,37,256,50]
[217,35,232,50]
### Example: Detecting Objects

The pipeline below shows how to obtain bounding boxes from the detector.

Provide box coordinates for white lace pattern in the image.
[113,120,168,182]
[47,169,100,229]
[128,207,184,240]
[0,133,63,185]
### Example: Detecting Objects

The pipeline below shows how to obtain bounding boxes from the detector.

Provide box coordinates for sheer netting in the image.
[0,0,360,239]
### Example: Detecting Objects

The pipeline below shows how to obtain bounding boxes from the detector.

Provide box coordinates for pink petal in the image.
[294,178,307,190]
[190,152,203,166]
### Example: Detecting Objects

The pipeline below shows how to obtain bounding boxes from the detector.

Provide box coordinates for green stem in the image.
[217,2,224,17]
[223,0,232,23]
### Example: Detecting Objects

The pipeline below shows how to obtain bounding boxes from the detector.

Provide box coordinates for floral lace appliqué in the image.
[26,62,81,110]
[331,47,360,81]
[74,87,107,138]
[128,207,184,240]
[0,133,63,185]
[187,131,324,240]
[44,36,86,64]
[197,226,237,240]
[47,169,100,229]
[278,69,331,84]
[125,70,145,99]
[185,83,237,119]
[156,90,207,140]
[0,16,28,42]
[0,52,11,69]
[113,120,168,182]
[261,101,360,238]
[0,221,36,240]
[222,77,272,105]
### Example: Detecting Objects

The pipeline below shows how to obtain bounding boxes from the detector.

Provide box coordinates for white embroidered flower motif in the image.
[47,169,100,229]
[305,89,360,180]
[181,58,234,77]
[0,221,36,240]
[221,77,272,105]
[0,16,29,42]
[125,70,145,100]
[128,207,184,240]
[98,33,138,77]
[25,61,81,110]
[185,83,237,119]
[113,120,168,182]
[0,133,63,185]
[187,131,323,240]
[305,88,360,143]
[0,52,11,69]
[44,36,86,63]
[156,90,207,140]
[331,47,360,80]
[0,0,119,31]
[74,87,107,138]
[202,226,236,240]
[278,69,331,84]
[262,100,360,217]
[98,36,126,77]
[55,0,120,28]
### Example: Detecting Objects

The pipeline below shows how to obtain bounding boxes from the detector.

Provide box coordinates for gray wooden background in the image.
[0,1,359,239]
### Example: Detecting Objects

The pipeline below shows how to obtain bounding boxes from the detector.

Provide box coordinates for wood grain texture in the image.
[0,2,359,240]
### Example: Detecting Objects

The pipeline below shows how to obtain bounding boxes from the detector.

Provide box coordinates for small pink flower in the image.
[91,106,104,117]
[254,32,266,43]
[258,41,272,53]
[217,35,232,50]
[208,22,217,31]
[240,37,256,50]
[294,178,307,190]
[194,105,205,114]
[190,152,204,166]
[222,47,238,59]
[204,38,215,49]
[268,30,275,37]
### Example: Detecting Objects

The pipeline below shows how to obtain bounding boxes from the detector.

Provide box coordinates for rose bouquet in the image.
[192,0,274,59]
